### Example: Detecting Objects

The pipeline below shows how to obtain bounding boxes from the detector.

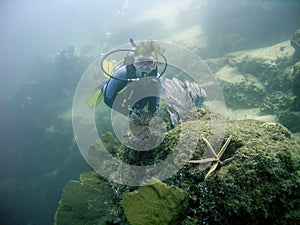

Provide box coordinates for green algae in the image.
[120,178,188,225]
[54,171,116,225]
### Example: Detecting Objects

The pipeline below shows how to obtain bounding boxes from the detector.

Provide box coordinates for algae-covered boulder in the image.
[174,117,300,225]
[120,178,188,225]
[215,65,265,109]
[211,40,298,132]
[213,41,294,110]
[54,171,117,225]
[54,108,299,225]
[259,91,296,115]
[227,41,293,77]
[278,111,300,133]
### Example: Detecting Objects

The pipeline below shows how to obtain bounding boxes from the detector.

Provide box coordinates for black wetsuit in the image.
[103,64,162,115]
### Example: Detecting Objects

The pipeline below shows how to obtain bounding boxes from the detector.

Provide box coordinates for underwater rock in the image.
[259,91,296,115]
[224,41,293,95]
[212,40,298,131]
[292,61,300,101]
[256,59,300,133]
[278,111,300,133]
[120,178,188,225]
[227,41,293,75]
[54,109,299,225]
[215,65,265,109]
[170,115,300,225]
[54,171,117,225]
[291,28,300,61]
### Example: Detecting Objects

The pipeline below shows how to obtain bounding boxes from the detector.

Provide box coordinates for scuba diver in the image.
[55,45,77,75]
[85,38,208,133]
[86,39,167,117]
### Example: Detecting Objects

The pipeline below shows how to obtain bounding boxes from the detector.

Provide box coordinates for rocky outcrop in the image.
[178,118,300,225]
[206,39,300,133]
[54,111,300,225]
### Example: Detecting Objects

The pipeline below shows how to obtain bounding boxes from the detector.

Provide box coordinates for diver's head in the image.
[134,55,157,77]
[133,40,161,77]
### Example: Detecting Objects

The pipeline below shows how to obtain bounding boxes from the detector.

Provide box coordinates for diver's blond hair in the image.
[134,40,163,58]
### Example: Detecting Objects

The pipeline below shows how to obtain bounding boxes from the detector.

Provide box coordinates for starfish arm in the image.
[221,156,234,165]
[204,161,219,180]
[189,157,218,164]
[217,135,232,158]
[202,137,218,158]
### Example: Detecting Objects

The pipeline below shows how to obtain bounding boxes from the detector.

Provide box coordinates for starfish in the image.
[189,135,232,180]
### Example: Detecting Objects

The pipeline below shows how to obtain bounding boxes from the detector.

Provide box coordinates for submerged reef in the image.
[54,109,300,225]
[213,40,294,110]
[207,33,300,133]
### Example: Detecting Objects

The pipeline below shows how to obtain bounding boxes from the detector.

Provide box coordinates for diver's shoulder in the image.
[113,65,127,78]
[114,65,127,74]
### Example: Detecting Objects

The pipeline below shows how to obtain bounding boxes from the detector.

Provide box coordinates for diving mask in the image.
[133,56,157,70]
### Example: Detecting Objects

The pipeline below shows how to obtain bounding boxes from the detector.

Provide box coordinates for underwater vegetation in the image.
[120,177,188,225]
[54,108,300,225]
[54,171,120,225]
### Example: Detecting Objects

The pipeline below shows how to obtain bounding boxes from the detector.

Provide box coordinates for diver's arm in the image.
[103,66,128,108]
